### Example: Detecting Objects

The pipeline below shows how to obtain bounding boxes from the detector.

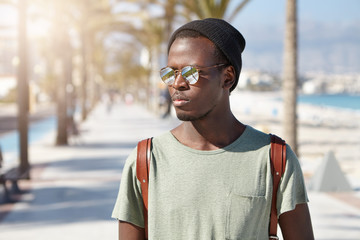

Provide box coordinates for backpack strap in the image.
[136,138,152,239]
[269,134,287,239]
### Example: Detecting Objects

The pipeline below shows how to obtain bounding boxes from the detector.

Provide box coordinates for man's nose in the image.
[171,72,189,90]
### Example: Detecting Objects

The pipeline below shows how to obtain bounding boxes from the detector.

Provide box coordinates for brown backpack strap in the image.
[136,138,152,239]
[269,134,286,239]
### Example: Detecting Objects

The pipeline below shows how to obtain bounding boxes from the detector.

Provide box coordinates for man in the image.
[112,18,314,240]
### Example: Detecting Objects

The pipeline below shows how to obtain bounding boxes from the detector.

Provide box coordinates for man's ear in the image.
[222,65,236,90]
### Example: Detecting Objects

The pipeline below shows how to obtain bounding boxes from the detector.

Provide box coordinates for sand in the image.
[230,91,360,189]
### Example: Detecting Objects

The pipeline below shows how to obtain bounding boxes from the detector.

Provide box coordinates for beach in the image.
[230,91,360,190]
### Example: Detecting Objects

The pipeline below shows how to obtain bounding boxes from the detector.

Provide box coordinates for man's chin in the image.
[176,111,210,122]
[176,113,195,121]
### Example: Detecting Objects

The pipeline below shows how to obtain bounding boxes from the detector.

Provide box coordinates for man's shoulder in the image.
[242,125,272,145]
[146,131,176,152]
[152,131,173,143]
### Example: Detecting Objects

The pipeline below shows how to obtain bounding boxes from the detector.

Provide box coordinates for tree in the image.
[27,0,114,144]
[181,0,250,21]
[108,1,173,110]
[17,0,30,176]
[28,0,74,145]
[54,18,71,145]
[74,0,114,120]
[282,0,298,155]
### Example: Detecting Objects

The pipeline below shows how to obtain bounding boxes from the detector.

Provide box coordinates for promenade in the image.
[0,101,359,240]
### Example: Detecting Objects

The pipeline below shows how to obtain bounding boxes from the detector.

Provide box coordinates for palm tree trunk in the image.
[17,0,30,177]
[80,26,88,121]
[283,0,298,155]
[55,64,68,145]
[55,23,69,145]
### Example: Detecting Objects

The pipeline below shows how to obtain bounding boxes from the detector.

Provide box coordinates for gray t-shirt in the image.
[112,126,308,239]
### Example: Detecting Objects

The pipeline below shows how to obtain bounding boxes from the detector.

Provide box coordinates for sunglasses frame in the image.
[160,63,228,85]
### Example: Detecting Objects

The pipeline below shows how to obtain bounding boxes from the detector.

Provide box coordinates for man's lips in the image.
[173,98,190,107]
[171,93,190,107]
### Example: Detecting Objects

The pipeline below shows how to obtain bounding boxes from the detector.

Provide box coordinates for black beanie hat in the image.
[168,18,246,92]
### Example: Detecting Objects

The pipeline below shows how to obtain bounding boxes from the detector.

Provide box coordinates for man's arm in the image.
[118,221,145,240]
[279,203,314,240]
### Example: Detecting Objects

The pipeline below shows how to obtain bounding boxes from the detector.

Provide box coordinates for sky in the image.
[230,0,360,74]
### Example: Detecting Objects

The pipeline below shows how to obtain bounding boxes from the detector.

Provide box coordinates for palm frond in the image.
[227,0,251,22]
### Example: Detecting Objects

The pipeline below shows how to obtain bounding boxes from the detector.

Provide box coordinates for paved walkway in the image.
[0,102,359,240]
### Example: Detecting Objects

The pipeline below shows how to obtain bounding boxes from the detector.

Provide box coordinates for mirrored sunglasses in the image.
[159,64,227,85]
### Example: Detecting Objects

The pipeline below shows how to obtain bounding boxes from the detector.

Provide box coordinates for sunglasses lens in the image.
[160,67,175,85]
[160,66,199,85]
[182,66,199,84]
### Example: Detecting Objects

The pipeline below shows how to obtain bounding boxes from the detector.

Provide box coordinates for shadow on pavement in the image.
[3,182,119,225]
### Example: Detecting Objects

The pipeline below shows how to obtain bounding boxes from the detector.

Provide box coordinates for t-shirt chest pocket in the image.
[225,192,267,240]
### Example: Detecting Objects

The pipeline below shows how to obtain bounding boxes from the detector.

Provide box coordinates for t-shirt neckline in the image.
[167,125,250,155]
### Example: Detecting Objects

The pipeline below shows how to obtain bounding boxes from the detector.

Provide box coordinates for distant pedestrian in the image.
[0,145,3,168]
[112,18,314,240]
[159,88,172,118]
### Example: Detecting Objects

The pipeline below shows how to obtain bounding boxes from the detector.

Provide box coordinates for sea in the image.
[0,116,56,165]
[298,94,360,111]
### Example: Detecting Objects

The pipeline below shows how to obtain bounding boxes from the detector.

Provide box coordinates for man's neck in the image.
[171,113,245,150]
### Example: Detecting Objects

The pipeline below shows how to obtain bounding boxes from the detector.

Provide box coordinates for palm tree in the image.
[282,0,298,155]
[75,0,114,120]
[181,0,250,21]
[28,0,75,145]
[0,0,30,175]
[17,0,30,176]
[108,1,173,110]
[27,0,114,144]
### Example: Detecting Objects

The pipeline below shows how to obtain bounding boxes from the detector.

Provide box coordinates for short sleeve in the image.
[277,144,309,216]
[111,148,145,227]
